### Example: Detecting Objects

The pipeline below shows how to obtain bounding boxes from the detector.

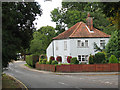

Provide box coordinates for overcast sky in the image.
[34,0,62,30]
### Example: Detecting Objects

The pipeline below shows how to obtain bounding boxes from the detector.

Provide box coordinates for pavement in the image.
[3,61,119,89]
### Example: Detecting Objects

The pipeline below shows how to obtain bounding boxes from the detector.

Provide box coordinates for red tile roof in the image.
[53,22,111,40]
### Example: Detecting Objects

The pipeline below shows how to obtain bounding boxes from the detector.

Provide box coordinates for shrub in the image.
[94,52,106,64]
[42,59,47,64]
[49,56,55,64]
[109,55,118,63]
[26,54,39,68]
[51,60,58,65]
[46,61,50,64]
[70,57,79,64]
[67,56,72,63]
[89,54,94,64]
[56,56,62,62]
[50,56,55,61]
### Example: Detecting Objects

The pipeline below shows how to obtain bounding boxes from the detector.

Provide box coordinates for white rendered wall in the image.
[70,38,110,62]
[46,42,53,61]
[53,39,70,63]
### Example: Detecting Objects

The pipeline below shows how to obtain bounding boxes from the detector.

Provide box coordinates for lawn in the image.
[2,74,22,89]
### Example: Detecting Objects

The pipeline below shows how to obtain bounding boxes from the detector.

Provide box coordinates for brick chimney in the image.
[86,13,93,31]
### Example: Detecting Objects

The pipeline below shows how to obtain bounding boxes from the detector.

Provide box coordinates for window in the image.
[64,41,67,50]
[85,40,88,47]
[78,40,81,47]
[78,55,88,62]
[77,40,88,48]
[100,40,105,49]
[56,41,58,50]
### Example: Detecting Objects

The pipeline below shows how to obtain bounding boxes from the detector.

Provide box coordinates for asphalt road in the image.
[3,61,119,90]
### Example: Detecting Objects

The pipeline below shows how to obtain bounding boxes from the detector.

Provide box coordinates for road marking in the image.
[58,82,69,86]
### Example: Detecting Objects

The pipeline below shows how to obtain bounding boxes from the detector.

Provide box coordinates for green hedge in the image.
[26,54,39,68]
[51,60,58,65]
[109,55,118,63]
[42,59,47,64]
[70,57,79,64]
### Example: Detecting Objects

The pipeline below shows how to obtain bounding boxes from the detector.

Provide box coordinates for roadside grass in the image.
[24,64,33,69]
[2,74,22,89]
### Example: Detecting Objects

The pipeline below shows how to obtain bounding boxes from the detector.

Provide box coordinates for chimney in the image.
[86,13,93,31]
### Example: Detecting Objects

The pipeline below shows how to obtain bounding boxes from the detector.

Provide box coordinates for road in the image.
[3,61,119,90]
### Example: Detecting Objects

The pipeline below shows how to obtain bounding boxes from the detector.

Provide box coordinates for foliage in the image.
[26,54,39,68]
[50,56,55,61]
[67,56,72,63]
[70,57,79,64]
[42,59,47,64]
[94,52,106,64]
[56,56,62,62]
[109,55,118,63]
[2,2,42,67]
[89,54,94,64]
[106,31,120,59]
[51,60,58,65]
[29,26,55,55]
[50,2,115,35]
[46,61,50,64]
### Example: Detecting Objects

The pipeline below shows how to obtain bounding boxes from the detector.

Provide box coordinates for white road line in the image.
[58,82,68,86]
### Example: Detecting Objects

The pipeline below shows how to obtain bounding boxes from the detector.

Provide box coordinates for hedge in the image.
[26,54,39,68]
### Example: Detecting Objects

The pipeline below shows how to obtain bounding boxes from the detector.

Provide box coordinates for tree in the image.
[101,2,120,59]
[51,2,115,35]
[29,26,55,55]
[106,31,120,59]
[2,2,42,67]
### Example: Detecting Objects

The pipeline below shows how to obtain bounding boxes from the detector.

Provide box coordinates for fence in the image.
[36,63,120,72]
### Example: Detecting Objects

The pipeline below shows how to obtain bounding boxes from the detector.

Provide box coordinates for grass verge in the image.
[2,73,22,89]
[24,64,33,69]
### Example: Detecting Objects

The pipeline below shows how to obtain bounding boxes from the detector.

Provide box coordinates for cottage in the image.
[47,13,110,64]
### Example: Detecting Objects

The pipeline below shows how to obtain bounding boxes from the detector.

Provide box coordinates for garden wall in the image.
[36,62,55,72]
[36,63,120,72]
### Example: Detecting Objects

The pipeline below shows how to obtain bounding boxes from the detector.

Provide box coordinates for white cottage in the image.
[47,13,110,64]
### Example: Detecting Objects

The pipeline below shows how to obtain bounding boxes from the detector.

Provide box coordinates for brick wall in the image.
[36,63,120,72]
[36,62,55,72]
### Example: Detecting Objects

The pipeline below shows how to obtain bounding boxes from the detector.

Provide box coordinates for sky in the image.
[34,0,62,30]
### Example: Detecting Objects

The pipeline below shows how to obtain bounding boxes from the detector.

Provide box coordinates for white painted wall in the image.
[70,38,110,63]
[46,38,110,63]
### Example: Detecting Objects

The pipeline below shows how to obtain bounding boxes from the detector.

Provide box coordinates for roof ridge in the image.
[69,22,82,37]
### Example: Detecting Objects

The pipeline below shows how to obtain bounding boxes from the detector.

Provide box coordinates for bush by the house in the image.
[56,56,62,62]
[94,52,106,64]
[51,60,58,65]
[109,55,118,63]
[49,56,55,64]
[26,54,39,68]
[42,59,47,64]
[46,61,50,64]
[89,54,94,64]
[39,58,43,63]
[67,56,72,63]
[70,57,79,64]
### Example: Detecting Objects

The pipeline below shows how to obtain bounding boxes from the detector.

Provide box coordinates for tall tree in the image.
[2,2,42,67]
[29,26,55,55]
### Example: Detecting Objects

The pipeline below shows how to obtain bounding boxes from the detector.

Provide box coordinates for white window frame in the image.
[100,40,105,48]
[78,55,88,62]
[77,40,89,48]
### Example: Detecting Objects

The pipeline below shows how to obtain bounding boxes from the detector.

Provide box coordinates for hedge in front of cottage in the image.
[42,59,47,64]
[67,56,72,63]
[70,57,79,64]
[89,54,94,64]
[49,56,55,64]
[109,55,118,63]
[56,56,62,62]
[94,52,106,64]
[26,54,39,68]
[51,60,58,65]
